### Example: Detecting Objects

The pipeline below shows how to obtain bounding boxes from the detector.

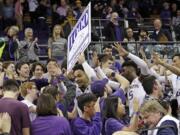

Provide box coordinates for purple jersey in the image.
[31,116,72,135]
[0,98,30,135]
[72,112,102,135]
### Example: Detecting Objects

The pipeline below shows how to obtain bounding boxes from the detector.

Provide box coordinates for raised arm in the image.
[153,52,180,76]
[113,42,150,75]
[78,53,98,82]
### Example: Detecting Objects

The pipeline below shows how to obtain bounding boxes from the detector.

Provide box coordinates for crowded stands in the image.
[0,0,180,135]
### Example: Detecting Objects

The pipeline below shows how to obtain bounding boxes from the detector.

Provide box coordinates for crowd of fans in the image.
[0,0,179,135]
[0,43,179,135]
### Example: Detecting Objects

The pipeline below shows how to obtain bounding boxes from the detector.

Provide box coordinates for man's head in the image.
[103,45,113,56]
[16,62,30,79]
[46,59,59,76]
[142,76,163,99]
[172,53,180,68]
[110,12,119,24]
[126,28,133,39]
[140,100,167,128]
[24,28,33,39]
[75,0,82,8]
[73,64,89,88]
[77,93,97,118]
[153,19,162,31]
[99,54,114,69]
[31,62,45,79]
[122,61,138,82]
[20,82,38,100]
[3,79,19,97]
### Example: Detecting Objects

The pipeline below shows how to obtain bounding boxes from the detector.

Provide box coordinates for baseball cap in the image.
[91,78,108,97]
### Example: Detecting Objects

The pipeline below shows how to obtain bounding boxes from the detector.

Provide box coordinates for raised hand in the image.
[152,52,163,65]
[94,97,100,113]
[92,51,100,67]
[113,42,129,57]
[78,53,86,64]
[32,37,38,45]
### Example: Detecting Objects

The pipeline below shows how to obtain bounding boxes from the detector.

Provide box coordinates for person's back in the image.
[0,79,30,135]
[31,93,72,135]
[31,115,71,135]
[0,98,30,135]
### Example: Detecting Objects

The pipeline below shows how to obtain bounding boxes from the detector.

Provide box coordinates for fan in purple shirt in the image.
[72,93,102,135]
[104,96,140,135]
[31,94,72,135]
[0,79,30,135]
[90,78,127,135]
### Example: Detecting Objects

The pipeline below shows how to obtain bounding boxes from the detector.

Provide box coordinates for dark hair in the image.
[104,96,119,119]
[37,94,57,116]
[2,61,14,69]
[138,28,148,35]
[73,64,84,72]
[31,62,45,73]
[98,54,113,63]
[43,85,59,99]
[103,44,112,50]
[46,58,58,65]
[77,93,96,112]
[172,53,180,60]
[15,61,29,75]
[122,60,138,74]
[3,79,19,92]
[125,27,133,38]
[142,76,156,95]
[170,99,178,119]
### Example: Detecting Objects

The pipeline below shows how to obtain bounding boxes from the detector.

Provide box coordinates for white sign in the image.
[67,2,91,73]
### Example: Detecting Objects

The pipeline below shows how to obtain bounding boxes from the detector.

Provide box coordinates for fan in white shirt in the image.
[152,53,180,106]
[20,82,38,121]
[121,61,146,116]
[113,43,147,117]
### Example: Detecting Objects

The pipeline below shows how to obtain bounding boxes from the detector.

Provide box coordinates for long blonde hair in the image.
[52,25,64,41]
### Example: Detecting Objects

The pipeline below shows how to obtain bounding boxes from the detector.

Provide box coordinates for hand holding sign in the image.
[67,2,91,73]
[78,53,86,64]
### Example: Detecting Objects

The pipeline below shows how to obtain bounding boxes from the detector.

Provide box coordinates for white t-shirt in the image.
[21,99,36,121]
[128,77,146,117]
[150,69,180,106]
[172,75,180,106]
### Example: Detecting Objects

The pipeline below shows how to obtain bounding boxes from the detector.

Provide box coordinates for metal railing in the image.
[38,41,180,60]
